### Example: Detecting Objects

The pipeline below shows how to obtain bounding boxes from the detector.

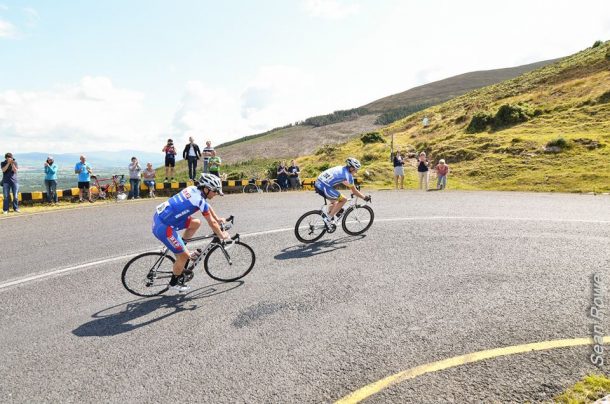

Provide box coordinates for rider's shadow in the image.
[274,235,365,261]
[72,281,243,338]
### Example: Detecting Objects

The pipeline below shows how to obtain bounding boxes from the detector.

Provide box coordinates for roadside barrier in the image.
[0,178,360,205]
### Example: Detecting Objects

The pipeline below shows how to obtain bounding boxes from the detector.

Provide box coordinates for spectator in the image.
[422,116,430,128]
[75,155,93,203]
[44,156,58,204]
[417,152,429,191]
[142,162,156,198]
[202,140,214,173]
[287,159,301,190]
[277,161,289,190]
[435,159,449,190]
[208,150,222,178]
[128,157,142,199]
[162,138,177,182]
[1,152,19,214]
[182,136,202,181]
[393,150,405,190]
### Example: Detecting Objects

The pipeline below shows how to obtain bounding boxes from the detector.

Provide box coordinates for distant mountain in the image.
[13,150,164,168]
[215,58,558,164]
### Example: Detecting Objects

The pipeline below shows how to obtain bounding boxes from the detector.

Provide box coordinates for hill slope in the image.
[297,42,610,192]
[216,59,556,165]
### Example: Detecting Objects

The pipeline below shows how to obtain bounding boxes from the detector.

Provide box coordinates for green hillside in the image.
[296,41,610,192]
[214,59,556,166]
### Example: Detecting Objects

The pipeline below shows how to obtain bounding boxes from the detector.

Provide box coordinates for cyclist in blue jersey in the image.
[314,157,371,224]
[152,173,229,292]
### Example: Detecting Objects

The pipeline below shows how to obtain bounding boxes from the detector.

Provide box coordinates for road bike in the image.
[121,216,255,297]
[294,195,374,243]
[90,174,127,202]
[242,178,282,193]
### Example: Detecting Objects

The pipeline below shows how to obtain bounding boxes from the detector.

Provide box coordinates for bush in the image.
[317,162,331,172]
[415,141,432,155]
[466,112,493,133]
[361,153,377,164]
[546,137,570,149]
[442,148,480,164]
[599,90,610,104]
[315,144,338,156]
[360,132,385,144]
[492,104,530,129]
[592,40,603,48]
[606,48,610,61]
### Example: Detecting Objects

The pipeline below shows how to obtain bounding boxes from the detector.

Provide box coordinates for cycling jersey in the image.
[316,166,354,187]
[314,165,354,200]
[152,186,210,253]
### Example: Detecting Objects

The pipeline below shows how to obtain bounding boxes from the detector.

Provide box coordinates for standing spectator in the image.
[44,156,58,204]
[75,155,93,203]
[417,152,429,191]
[435,159,450,190]
[1,152,19,214]
[393,150,405,190]
[162,139,177,182]
[422,116,430,128]
[182,136,202,181]
[142,162,157,198]
[208,150,222,178]
[277,161,289,190]
[128,157,142,199]
[201,140,214,173]
[287,160,301,190]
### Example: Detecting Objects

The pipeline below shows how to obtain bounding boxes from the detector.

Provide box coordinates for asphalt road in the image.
[0,190,609,403]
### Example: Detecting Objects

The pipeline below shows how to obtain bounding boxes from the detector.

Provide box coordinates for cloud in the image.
[301,0,360,19]
[171,66,321,144]
[0,77,163,153]
[23,7,39,27]
[0,18,16,38]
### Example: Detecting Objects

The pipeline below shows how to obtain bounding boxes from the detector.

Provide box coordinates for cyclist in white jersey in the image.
[152,173,229,292]
[314,157,370,224]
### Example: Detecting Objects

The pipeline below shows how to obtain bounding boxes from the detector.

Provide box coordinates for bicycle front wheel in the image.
[204,241,255,282]
[342,205,374,236]
[295,210,327,243]
[243,184,258,193]
[121,252,174,297]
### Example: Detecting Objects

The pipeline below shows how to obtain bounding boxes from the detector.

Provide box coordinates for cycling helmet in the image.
[345,157,362,170]
[197,173,224,195]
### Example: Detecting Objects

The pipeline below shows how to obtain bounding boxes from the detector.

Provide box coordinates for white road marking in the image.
[1,215,608,291]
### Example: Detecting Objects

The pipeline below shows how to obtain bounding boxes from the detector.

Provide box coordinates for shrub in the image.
[546,137,570,149]
[492,104,530,129]
[592,40,603,48]
[315,144,338,156]
[360,132,385,144]
[361,153,377,164]
[466,112,493,133]
[415,141,432,155]
[442,148,480,163]
[317,162,331,172]
[599,90,610,104]
[606,48,610,61]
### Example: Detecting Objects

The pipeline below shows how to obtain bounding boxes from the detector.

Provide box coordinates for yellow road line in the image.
[335,336,610,403]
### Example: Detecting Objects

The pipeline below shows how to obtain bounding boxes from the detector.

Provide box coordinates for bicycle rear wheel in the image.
[204,241,255,282]
[243,184,258,193]
[295,210,327,243]
[266,183,281,192]
[342,205,374,236]
[121,252,174,297]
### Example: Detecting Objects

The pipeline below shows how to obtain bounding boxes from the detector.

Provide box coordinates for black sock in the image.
[169,274,180,286]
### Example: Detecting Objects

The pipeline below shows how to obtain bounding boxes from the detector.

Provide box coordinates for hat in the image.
[47,156,54,161]
[439,159,446,164]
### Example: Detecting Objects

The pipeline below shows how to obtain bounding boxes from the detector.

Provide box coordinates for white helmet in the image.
[345,157,361,170]
[197,173,224,195]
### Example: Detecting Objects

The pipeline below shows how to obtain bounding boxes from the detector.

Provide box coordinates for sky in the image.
[1,0,609,154]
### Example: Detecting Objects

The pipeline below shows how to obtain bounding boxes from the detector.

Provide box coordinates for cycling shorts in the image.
[314,180,342,200]
[152,213,192,254]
